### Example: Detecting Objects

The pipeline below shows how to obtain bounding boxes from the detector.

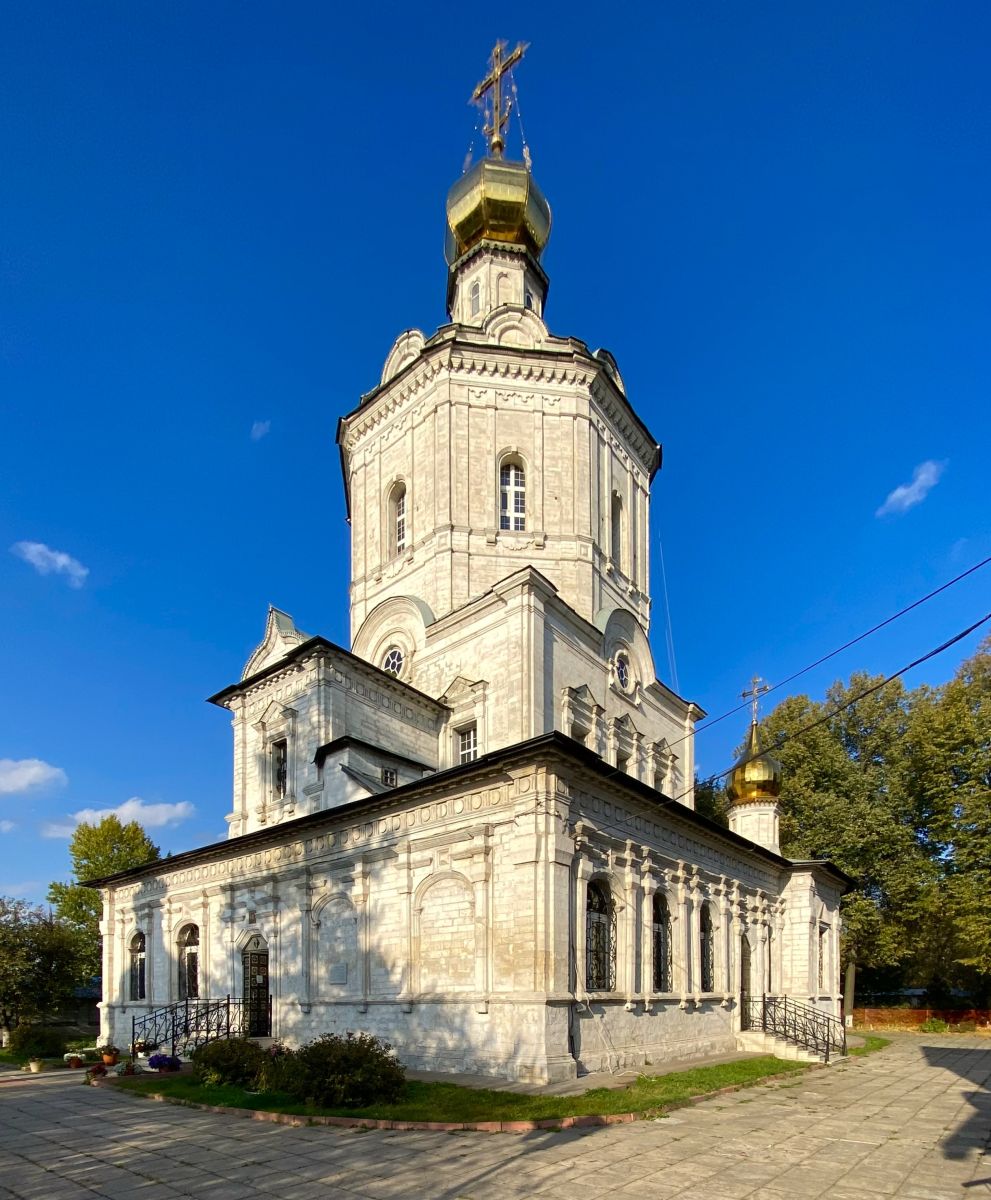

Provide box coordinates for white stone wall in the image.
[341,309,658,647]
[219,645,446,837]
[99,747,842,1082]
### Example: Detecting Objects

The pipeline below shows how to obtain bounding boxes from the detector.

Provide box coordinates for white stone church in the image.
[94,56,846,1082]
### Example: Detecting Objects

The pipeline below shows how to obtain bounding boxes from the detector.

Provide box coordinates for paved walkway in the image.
[0,1034,988,1199]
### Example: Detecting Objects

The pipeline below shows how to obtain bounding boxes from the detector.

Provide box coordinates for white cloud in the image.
[250,420,271,441]
[0,819,15,833]
[62,796,194,833]
[40,821,76,839]
[0,758,67,796]
[876,460,947,518]
[11,540,89,587]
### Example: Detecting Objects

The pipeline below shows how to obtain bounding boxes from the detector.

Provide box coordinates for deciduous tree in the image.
[47,816,160,980]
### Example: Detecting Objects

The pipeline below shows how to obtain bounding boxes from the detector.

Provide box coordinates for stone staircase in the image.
[736,1029,824,1063]
[737,995,847,1064]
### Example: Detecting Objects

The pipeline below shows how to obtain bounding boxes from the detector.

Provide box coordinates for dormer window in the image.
[500,459,526,531]
[469,280,480,317]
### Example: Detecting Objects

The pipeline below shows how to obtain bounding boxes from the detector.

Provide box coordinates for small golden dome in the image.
[727,722,782,804]
[445,157,551,266]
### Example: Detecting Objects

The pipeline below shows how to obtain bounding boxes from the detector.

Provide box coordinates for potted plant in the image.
[28,1057,43,1073]
[147,1052,182,1072]
[84,1063,108,1085]
[97,1043,120,1066]
[64,1053,84,1069]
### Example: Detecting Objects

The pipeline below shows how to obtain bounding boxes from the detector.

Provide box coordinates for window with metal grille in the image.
[818,924,827,992]
[586,881,616,991]
[499,461,526,531]
[177,924,199,1000]
[652,894,672,992]
[458,725,477,764]
[129,931,146,1001]
[272,739,288,800]
[700,903,714,992]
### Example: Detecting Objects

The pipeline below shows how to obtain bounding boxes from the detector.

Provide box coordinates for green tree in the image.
[901,637,991,996]
[0,898,82,1037]
[47,816,160,980]
[760,677,941,997]
[694,774,729,826]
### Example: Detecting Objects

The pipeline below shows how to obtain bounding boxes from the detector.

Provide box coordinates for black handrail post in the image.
[226,994,231,1039]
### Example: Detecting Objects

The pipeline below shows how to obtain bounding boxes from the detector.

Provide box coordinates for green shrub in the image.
[950,1020,977,1033]
[288,1032,406,1108]
[919,1017,949,1033]
[191,1038,267,1088]
[9,1025,67,1058]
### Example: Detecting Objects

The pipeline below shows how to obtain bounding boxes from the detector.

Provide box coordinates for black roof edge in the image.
[83,731,809,890]
[314,735,433,773]
[206,635,449,712]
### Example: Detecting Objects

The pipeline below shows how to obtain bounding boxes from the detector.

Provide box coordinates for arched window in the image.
[652,894,672,992]
[586,881,616,992]
[382,646,405,678]
[129,931,146,1001]
[524,290,534,311]
[611,491,624,572]
[818,923,828,992]
[469,280,480,317]
[699,903,714,993]
[389,482,407,556]
[500,459,526,531]
[177,924,200,1000]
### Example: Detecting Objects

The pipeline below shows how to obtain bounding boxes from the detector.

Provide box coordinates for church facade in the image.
[94,55,845,1083]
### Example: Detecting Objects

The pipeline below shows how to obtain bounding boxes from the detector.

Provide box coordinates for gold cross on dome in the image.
[471,40,529,159]
[741,675,771,722]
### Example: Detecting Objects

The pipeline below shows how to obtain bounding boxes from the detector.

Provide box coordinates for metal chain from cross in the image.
[471,40,529,159]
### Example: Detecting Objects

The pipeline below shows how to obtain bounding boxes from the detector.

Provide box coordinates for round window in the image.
[615,653,631,691]
[382,646,405,678]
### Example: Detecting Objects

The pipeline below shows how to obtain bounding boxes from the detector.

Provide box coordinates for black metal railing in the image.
[744,994,846,1063]
[131,995,272,1057]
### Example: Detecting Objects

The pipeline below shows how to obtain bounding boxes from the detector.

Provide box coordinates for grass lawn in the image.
[118,1054,810,1123]
[848,1034,891,1057]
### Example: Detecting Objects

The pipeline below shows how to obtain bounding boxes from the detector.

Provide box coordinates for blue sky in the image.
[2,3,988,905]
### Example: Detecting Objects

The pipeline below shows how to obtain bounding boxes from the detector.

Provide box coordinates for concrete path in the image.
[0,1034,988,1199]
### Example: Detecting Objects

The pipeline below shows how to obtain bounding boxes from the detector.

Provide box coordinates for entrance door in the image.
[242,938,270,1037]
[740,934,752,1030]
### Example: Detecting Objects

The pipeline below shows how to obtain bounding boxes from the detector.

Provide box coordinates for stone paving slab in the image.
[0,1034,989,1197]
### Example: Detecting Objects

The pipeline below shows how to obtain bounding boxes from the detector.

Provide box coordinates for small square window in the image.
[458,725,478,764]
[382,767,398,787]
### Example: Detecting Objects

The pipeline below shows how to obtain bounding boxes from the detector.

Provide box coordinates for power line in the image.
[682,608,991,804]
[684,553,991,746]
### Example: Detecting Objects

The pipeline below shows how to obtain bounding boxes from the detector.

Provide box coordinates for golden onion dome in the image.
[445,157,551,266]
[727,722,783,804]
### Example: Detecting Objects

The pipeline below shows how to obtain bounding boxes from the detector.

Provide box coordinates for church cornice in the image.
[338,334,660,479]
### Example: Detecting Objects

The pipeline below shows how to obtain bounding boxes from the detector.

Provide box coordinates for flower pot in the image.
[102,1053,118,1066]
[66,1055,83,1069]
[28,1059,42,1073]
